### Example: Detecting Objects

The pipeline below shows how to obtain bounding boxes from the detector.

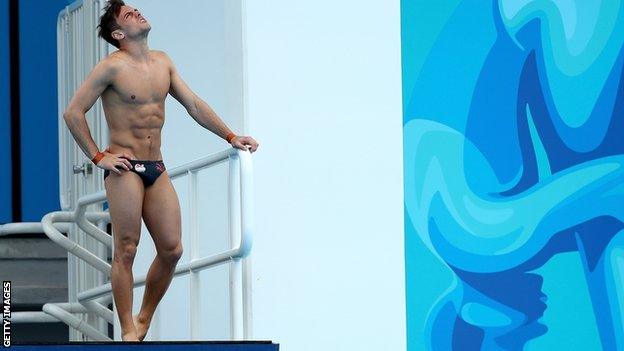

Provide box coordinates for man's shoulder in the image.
[150,50,174,73]
[96,52,125,72]
[104,50,124,62]
[87,55,123,83]
[151,49,172,62]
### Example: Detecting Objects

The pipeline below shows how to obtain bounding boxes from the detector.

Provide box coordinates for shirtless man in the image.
[62,0,259,342]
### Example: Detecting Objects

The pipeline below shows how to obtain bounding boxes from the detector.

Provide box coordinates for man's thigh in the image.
[142,171,182,253]
[105,171,145,247]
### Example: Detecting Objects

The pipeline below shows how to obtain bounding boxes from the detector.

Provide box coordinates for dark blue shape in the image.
[19,0,72,221]
[464,1,528,190]
[495,321,547,351]
[430,301,459,351]
[453,315,484,351]
[454,269,547,325]
[574,216,624,272]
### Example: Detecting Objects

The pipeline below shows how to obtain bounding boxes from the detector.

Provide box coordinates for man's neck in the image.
[120,37,150,63]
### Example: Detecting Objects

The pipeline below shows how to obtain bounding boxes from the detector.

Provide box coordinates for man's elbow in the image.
[186,106,199,117]
[186,98,199,117]
[62,109,83,121]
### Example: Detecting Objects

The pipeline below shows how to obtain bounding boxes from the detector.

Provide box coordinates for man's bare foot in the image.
[121,330,140,342]
[133,314,150,341]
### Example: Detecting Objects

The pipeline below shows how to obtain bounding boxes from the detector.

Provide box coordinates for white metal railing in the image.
[4,147,255,341]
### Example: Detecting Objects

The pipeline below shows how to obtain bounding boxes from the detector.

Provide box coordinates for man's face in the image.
[114,5,151,40]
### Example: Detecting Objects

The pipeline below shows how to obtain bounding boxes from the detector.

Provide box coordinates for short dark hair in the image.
[97,0,125,48]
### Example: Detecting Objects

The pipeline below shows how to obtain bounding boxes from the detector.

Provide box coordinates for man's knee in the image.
[159,243,183,265]
[114,242,138,267]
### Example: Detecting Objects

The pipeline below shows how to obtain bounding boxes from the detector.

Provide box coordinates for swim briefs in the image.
[103,157,166,187]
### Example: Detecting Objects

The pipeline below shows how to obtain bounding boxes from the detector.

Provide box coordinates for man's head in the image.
[97,0,151,49]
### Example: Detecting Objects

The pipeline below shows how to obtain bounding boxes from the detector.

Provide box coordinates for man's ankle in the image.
[136,313,151,324]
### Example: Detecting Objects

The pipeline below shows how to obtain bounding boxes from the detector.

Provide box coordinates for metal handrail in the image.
[5,147,255,341]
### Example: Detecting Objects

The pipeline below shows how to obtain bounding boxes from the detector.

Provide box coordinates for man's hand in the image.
[95,151,134,175]
[230,135,259,153]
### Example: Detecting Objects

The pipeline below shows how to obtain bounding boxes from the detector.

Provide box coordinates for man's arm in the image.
[62,59,114,160]
[162,51,235,141]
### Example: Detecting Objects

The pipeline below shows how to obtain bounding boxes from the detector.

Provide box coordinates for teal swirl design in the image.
[402,0,624,349]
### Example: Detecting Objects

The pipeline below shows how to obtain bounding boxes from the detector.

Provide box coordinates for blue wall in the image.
[18,0,72,221]
[0,0,74,223]
[0,0,10,223]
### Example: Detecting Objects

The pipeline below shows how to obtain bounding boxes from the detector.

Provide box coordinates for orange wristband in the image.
[91,151,105,165]
[226,132,236,143]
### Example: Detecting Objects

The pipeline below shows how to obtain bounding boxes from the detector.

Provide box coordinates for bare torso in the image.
[101,50,170,160]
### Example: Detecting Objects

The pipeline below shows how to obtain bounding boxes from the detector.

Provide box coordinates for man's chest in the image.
[111,64,171,104]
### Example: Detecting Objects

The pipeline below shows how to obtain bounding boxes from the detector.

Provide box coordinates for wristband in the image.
[226,132,236,143]
[91,151,105,165]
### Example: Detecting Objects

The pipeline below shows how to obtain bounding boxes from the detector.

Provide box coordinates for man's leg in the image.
[134,171,183,341]
[105,171,145,341]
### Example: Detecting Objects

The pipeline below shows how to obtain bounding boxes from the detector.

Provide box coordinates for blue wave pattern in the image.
[402,0,624,349]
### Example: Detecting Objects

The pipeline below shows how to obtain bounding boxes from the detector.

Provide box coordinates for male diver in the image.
[62,0,259,341]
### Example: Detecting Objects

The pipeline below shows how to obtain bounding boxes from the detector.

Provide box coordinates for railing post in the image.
[229,153,244,339]
[188,169,201,340]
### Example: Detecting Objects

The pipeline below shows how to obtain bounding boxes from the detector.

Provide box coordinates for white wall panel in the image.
[243,1,406,350]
